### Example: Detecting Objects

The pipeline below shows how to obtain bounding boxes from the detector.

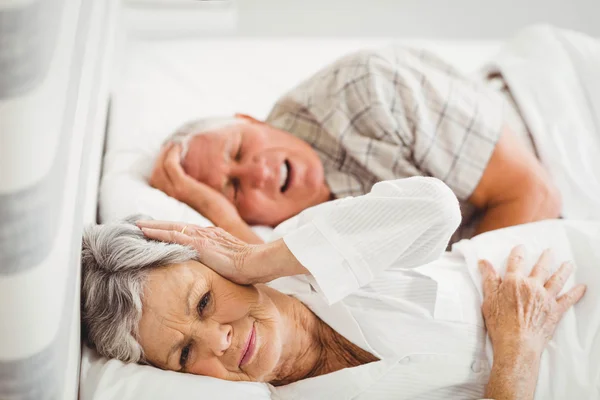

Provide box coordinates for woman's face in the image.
[137,260,286,382]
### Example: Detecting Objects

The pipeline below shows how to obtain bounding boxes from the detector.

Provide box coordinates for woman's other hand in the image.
[479,245,586,355]
[137,221,308,285]
[480,246,586,400]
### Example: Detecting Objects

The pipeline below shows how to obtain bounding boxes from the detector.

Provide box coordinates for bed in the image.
[86,29,504,400]
[0,1,509,399]
[4,1,600,399]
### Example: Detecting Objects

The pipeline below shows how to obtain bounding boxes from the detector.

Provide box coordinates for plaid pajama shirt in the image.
[266,46,532,242]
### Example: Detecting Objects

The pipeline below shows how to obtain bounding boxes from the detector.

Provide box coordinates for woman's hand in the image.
[481,245,586,400]
[137,220,308,284]
[480,245,586,354]
[148,144,263,244]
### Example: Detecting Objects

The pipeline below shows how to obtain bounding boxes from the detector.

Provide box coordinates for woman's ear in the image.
[235,113,264,125]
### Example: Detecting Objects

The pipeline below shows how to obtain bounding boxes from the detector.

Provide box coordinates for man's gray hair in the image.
[81,215,198,363]
[165,116,246,161]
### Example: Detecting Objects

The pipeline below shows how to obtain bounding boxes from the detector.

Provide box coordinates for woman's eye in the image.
[197,292,211,316]
[180,345,190,368]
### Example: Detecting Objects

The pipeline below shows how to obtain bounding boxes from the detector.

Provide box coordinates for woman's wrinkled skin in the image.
[137,255,378,385]
[138,259,311,383]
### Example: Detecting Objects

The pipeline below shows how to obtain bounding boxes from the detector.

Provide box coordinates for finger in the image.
[154,142,174,166]
[149,144,175,192]
[545,261,574,296]
[141,227,195,247]
[164,146,194,189]
[530,248,553,283]
[506,245,526,275]
[136,220,189,232]
[164,144,184,172]
[557,284,586,315]
[479,259,501,297]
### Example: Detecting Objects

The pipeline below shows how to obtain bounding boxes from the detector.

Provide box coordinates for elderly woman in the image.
[82,178,588,399]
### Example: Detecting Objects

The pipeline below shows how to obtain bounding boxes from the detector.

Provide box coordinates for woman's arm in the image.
[278,177,461,303]
[485,344,541,400]
[478,246,586,400]
[139,177,461,304]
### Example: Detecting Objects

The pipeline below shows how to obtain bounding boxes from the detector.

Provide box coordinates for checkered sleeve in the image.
[385,50,508,200]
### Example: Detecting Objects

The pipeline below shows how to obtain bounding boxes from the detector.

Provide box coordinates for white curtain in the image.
[0,0,115,398]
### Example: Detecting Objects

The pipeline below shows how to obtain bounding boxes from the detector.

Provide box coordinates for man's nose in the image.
[235,158,272,189]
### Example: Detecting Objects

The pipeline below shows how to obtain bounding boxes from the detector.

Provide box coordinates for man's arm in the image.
[469,126,562,235]
[184,189,264,244]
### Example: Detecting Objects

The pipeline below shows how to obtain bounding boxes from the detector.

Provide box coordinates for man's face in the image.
[181,118,331,226]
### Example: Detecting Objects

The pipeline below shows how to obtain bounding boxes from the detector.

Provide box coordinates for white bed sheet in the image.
[90,38,501,400]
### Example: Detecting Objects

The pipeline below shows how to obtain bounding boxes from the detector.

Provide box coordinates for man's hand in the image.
[149,143,239,222]
[149,144,263,243]
[137,220,307,284]
[480,245,586,400]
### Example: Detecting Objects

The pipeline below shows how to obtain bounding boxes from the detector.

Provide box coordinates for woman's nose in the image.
[208,324,232,356]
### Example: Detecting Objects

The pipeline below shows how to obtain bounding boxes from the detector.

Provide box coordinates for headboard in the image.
[0,0,117,398]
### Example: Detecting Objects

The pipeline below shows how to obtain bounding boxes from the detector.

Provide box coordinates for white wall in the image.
[235,0,599,38]
[122,0,599,40]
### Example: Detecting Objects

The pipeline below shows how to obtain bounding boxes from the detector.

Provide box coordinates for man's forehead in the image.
[176,130,226,167]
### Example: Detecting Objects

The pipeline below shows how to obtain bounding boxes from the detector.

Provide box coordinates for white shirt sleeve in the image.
[280,177,462,304]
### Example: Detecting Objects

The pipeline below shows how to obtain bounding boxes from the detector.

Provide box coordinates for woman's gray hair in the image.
[81,215,198,363]
[165,116,246,161]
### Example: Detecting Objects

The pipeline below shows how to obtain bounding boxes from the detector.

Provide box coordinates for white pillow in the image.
[79,346,272,400]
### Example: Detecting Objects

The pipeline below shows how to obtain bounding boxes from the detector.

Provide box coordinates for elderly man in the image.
[150,26,600,244]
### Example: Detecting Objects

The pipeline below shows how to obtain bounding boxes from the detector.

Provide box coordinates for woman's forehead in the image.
[143,262,209,307]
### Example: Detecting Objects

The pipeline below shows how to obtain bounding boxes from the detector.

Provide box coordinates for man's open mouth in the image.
[279,160,291,193]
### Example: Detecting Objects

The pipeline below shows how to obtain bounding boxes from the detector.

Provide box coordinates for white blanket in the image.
[455,220,600,399]
[486,25,600,219]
